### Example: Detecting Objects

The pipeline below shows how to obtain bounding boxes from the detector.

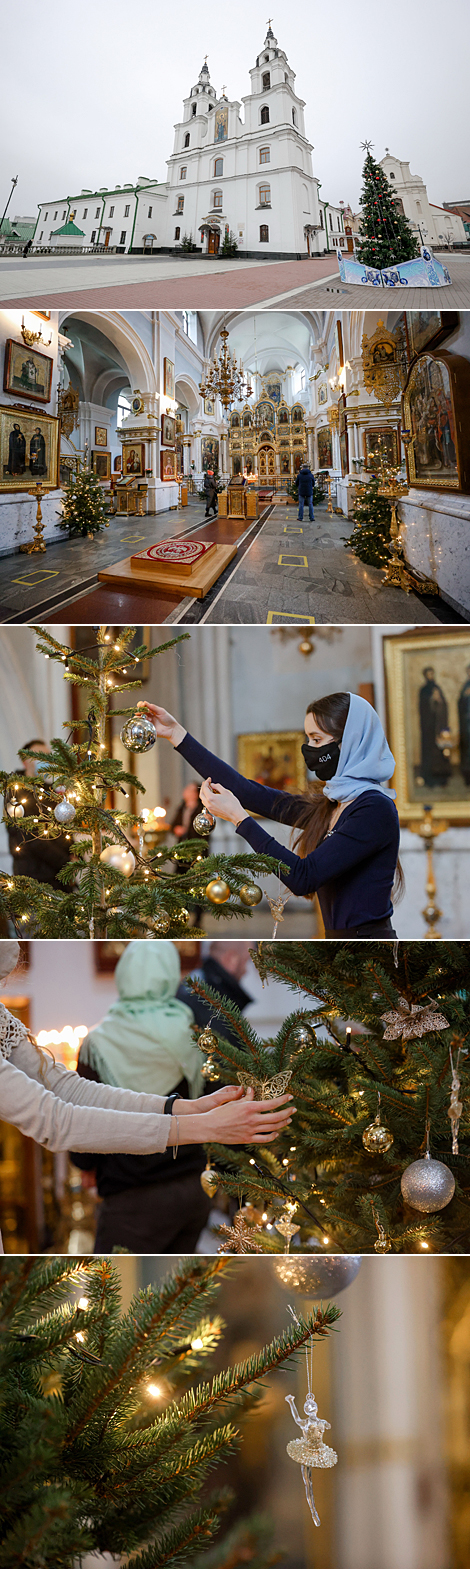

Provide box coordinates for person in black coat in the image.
[204,469,218,518]
[297,463,315,522]
[177,941,254,1046]
[5,739,71,891]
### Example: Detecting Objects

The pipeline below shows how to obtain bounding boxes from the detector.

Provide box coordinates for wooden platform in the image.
[98,541,237,600]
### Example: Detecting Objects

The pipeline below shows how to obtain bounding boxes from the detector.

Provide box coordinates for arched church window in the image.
[389,171,395,179]
[259,146,270,164]
[212,191,223,209]
[259,184,271,206]
[184,133,190,147]
[292,109,297,125]
[260,224,269,241]
[214,158,223,177]
[260,105,270,124]
[262,71,271,89]
[192,104,197,116]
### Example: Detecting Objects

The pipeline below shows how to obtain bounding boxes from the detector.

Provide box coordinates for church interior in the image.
[0,306,469,625]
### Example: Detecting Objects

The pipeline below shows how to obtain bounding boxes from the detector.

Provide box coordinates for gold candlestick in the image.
[19,485,47,554]
[408,806,448,938]
[378,470,413,593]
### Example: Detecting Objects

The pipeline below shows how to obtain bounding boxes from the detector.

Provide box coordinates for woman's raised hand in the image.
[199,777,246,825]
[189,1085,245,1114]
[202,1086,295,1145]
[136,702,186,747]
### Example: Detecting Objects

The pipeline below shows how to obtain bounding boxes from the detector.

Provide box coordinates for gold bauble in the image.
[200,1162,219,1197]
[205,877,231,904]
[362,1114,394,1154]
[239,883,263,906]
[198,1027,219,1053]
[200,1057,220,1081]
[374,1236,392,1253]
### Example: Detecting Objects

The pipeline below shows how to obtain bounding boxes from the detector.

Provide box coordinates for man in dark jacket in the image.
[297,462,315,522]
[177,941,253,1046]
[204,469,218,518]
[5,739,71,891]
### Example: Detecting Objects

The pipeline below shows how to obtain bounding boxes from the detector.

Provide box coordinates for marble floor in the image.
[0,499,463,626]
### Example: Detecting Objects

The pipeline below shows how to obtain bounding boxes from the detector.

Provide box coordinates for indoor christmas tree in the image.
[344,470,392,566]
[57,469,111,538]
[356,143,420,269]
[0,625,282,939]
[191,941,470,1255]
[0,1253,339,1569]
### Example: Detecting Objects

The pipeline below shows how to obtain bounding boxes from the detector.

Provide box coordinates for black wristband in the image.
[164,1092,180,1116]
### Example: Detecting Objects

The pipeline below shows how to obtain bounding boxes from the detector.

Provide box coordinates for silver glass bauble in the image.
[120,714,157,753]
[273,1256,362,1296]
[53,799,76,825]
[100,844,136,877]
[400,1151,455,1212]
[192,809,216,836]
[291,1024,315,1049]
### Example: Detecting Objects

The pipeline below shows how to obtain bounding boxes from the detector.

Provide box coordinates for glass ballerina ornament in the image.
[285,1308,338,1526]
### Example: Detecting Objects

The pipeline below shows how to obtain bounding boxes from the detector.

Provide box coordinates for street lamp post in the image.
[0,175,19,236]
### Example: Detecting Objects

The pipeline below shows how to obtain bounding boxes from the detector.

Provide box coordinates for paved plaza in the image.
[2,250,469,309]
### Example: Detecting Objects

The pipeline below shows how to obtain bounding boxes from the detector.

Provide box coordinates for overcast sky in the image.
[2,0,469,219]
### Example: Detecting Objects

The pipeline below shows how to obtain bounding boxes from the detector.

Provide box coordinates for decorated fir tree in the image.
[57,469,111,538]
[0,1253,339,1569]
[344,471,392,566]
[0,625,281,939]
[356,144,420,269]
[192,941,470,1256]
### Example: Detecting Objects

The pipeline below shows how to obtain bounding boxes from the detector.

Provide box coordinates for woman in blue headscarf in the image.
[138,693,401,938]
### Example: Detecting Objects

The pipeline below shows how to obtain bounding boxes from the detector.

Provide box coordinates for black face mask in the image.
[301,740,341,781]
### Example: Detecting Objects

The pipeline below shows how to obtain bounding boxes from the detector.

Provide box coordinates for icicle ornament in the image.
[448,1042,467,1155]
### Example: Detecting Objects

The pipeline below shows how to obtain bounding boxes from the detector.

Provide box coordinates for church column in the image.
[332,1257,448,1569]
[178,627,235,852]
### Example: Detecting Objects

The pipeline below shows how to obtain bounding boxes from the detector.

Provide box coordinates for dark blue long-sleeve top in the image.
[176,732,400,932]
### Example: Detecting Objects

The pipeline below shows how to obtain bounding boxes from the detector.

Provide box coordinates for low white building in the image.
[33,27,330,259]
[379,152,466,248]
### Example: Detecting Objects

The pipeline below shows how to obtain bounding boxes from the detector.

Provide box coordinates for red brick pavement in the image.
[0,257,338,310]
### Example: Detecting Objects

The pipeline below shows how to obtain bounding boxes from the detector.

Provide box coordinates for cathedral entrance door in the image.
[208,231,220,256]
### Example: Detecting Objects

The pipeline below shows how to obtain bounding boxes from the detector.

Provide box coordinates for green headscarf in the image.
[79,941,203,1098]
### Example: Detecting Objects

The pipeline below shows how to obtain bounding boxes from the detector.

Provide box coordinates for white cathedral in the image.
[33,27,344,259]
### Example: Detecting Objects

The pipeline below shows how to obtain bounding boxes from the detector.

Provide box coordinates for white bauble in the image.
[53,800,76,825]
[273,1255,362,1295]
[100,844,136,878]
[7,803,24,819]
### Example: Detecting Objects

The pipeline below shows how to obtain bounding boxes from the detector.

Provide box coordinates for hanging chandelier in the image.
[199,326,252,411]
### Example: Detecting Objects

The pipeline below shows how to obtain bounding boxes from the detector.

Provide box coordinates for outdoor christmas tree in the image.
[57,469,111,538]
[356,143,420,269]
[344,470,392,567]
[0,625,282,939]
[0,1253,339,1568]
[191,941,470,1256]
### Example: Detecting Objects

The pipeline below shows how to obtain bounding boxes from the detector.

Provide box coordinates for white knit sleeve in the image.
[10,1037,167,1115]
[0,1051,172,1154]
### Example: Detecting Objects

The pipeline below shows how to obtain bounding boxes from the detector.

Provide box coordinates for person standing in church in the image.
[297,462,315,522]
[204,469,219,518]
